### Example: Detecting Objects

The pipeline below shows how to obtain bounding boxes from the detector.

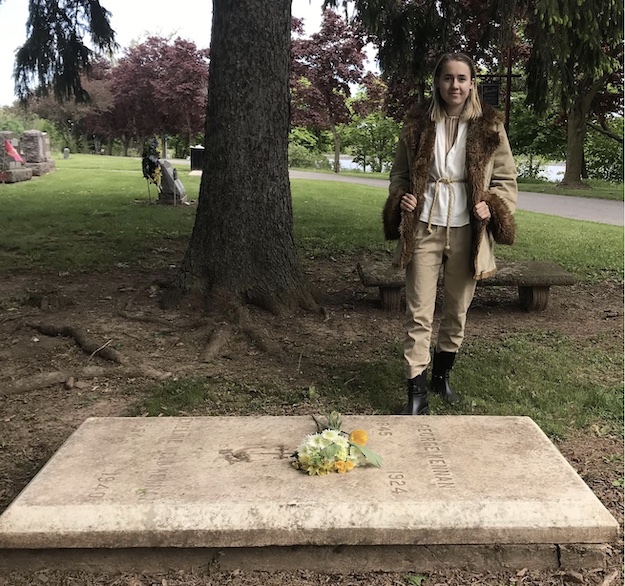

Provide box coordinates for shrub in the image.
[288,144,331,169]
[585,119,623,183]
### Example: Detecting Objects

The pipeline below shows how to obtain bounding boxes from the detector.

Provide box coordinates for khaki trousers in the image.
[404,222,477,379]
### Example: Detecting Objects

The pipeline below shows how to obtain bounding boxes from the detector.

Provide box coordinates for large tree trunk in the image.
[330,120,341,173]
[560,75,610,188]
[560,100,588,187]
[179,0,318,313]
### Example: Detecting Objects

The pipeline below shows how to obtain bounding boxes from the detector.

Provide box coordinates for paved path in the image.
[289,170,624,226]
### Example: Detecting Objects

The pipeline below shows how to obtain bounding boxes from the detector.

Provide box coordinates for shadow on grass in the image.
[127,377,307,417]
[322,331,623,439]
[127,329,623,441]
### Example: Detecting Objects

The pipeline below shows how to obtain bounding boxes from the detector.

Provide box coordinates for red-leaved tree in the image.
[110,36,209,156]
[291,10,367,172]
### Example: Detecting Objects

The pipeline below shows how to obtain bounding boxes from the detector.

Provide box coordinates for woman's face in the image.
[436,60,474,115]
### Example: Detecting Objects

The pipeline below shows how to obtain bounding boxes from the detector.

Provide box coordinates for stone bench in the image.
[357,259,577,312]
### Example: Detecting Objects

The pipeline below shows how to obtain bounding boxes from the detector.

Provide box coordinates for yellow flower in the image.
[345,460,355,471]
[322,460,335,473]
[349,429,368,446]
[335,461,348,474]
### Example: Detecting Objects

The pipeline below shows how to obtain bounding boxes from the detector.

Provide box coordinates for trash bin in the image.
[190,145,205,171]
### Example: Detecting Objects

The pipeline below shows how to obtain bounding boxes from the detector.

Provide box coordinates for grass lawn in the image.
[0,153,622,440]
[1,154,622,282]
[0,154,622,586]
[292,165,624,200]
[517,177,624,201]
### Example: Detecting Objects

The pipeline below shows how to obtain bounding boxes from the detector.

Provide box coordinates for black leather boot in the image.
[401,371,429,415]
[431,350,462,403]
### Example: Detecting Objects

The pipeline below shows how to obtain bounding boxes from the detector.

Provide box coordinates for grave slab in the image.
[0,416,618,574]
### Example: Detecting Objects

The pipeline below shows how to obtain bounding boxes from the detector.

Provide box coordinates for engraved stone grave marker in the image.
[0,131,32,183]
[0,416,618,574]
[158,159,187,204]
[21,129,55,176]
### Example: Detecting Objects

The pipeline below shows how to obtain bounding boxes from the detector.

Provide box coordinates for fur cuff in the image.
[483,191,515,245]
[383,187,404,240]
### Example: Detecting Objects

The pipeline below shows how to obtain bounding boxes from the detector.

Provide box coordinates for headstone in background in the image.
[43,133,53,162]
[22,130,54,176]
[0,131,33,183]
[63,147,70,159]
[158,159,187,205]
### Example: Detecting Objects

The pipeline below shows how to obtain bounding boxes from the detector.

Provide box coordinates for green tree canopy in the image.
[524,0,623,185]
[524,0,622,114]
[3,0,118,102]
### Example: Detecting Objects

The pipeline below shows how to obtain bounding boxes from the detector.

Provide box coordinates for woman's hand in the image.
[474,201,491,222]
[400,193,417,213]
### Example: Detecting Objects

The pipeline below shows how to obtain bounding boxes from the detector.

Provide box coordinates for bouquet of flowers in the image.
[141,138,162,197]
[292,411,382,475]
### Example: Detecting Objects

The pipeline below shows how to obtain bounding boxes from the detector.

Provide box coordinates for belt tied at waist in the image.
[426,177,466,250]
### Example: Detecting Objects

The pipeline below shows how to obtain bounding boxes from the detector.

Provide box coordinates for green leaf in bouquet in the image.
[326,411,342,430]
[351,443,383,468]
[321,443,341,460]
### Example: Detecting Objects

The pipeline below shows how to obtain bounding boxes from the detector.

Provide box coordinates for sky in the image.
[0,0,345,107]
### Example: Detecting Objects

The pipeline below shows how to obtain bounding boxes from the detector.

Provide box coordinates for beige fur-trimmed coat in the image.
[383,103,517,279]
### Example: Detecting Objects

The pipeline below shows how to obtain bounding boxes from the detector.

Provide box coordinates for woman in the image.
[383,53,517,415]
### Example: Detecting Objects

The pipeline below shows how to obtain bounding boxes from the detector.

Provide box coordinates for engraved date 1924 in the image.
[387,472,408,494]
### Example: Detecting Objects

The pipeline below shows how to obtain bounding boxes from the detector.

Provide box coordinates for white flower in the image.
[320,429,341,443]
[307,433,330,449]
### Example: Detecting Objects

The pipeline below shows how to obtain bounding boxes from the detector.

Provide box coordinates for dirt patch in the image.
[0,258,623,586]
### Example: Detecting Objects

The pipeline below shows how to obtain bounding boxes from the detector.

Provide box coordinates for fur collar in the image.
[402,102,503,161]
[400,102,503,211]
[390,101,514,270]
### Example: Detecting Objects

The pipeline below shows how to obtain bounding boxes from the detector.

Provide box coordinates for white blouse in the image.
[419,117,470,229]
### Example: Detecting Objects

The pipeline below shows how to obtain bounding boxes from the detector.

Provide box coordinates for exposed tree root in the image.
[123,282,158,311]
[30,323,124,364]
[1,312,38,325]
[80,365,171,380]
[158,279,324,362]
[117,310,177,331]
[242,324,284,358]
[2,364,172,396]
[231,303,284,359]
[2,372,68,396]
[200,325,233,363]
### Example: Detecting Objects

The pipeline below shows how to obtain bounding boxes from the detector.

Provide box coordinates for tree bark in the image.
[330,120,341,173]
[561,100,588,187]
[560,74,611,187]
[122,136,131,157]
[179,0,318,313]
[588,122,624,143]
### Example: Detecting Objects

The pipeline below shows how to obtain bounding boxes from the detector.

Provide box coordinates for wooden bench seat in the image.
[357,259,577,312]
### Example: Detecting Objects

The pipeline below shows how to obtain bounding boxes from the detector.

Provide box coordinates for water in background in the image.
[332,155,567,183]
[539,163,565,182]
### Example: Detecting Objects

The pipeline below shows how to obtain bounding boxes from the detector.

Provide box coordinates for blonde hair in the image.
[429,53,483,122]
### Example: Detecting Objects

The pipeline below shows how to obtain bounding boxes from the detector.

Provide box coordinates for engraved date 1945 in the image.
[88,474,116,499]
